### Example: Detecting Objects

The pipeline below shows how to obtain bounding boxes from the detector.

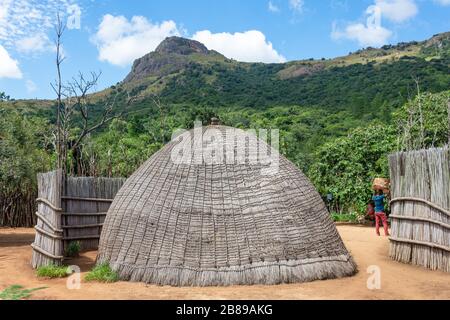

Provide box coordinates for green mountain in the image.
[113,32,450,114]
[6,32,450,118]
[2,32,450,172]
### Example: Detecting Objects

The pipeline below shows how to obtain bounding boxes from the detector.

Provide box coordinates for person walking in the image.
[372,189,390,236]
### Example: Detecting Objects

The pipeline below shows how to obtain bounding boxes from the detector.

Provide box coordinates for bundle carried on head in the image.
[373,178,390,192]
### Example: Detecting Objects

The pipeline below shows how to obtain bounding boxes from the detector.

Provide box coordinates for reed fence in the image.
[388,146,449,272]
[31,170,125,268]
[0,190,37,227]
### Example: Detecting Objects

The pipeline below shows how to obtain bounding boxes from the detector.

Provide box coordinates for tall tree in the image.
[50,13,139,175]
[0,92,10,101]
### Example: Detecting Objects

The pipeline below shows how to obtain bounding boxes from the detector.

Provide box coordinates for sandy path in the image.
[0,226,448,300]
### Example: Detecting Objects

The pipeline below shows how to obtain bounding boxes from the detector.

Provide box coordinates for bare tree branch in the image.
[51,12,141,175]
[53,12,66,170]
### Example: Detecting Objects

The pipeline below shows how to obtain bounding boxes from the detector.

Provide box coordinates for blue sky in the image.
[0,0,449,99]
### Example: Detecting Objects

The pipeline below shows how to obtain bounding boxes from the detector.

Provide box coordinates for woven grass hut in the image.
[97,124,357,286]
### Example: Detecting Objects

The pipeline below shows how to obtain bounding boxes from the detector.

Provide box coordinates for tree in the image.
[308,124,396,214]
[395,90,450,150]
[0,92,10,101]
[0,110,52,226]
[51,14,140,175]
[84,119,162,177]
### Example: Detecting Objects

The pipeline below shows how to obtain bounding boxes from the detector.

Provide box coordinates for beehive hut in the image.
[97,124,357,286]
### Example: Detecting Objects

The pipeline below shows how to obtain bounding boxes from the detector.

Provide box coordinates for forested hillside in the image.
[1,32,449,225]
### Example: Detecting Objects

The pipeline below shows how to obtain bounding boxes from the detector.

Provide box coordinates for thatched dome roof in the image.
[97,125,356,286]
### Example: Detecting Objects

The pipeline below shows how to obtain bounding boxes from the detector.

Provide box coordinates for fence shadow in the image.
[64,250,97,272]
[0,231,36,248]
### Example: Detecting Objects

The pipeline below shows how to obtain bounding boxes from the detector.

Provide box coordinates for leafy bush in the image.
[309,124,397,214]
[36,264,70,278]
[394,90,450,150]
[66,241,81,257]
[310,90,450,215]
[0,285,47,300]
[85,263,119,283]
[0,110,52,227]
[331,212,359,223]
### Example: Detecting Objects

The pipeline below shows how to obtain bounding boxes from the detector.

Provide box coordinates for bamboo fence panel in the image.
[62,177,125,251]
[31,173,125,268]
[0,190,37,227]
[31,169,63,268]
[389,147,450,272]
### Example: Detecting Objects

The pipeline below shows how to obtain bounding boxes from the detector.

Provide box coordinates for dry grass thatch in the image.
[389,146,450,272]
[97,125,357,286]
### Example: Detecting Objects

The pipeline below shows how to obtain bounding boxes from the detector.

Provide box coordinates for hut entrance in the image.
[31,170,125,268]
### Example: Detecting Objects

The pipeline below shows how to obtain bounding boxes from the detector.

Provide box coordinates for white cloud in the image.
[332,5,393,47]
[0,44,22,79]
[331,0,418,47]
[332,21,392,47]
[375,0,418,23]
[26,79,37,93]
[15,33,53,54]
[268,1,280,12]
[289,0,305,13]
[92,14,181,67]
[192,30,286,63]
[434,0,450,5]
[93,14,286,65]
[0,0,80,48]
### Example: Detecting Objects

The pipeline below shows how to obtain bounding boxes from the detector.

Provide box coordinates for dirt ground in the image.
[0,225,449,300]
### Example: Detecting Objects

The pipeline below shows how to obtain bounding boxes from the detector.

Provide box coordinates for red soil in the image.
[0,226,449,300]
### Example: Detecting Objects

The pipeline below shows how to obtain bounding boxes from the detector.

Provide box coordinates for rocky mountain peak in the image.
[123,37,222,83]
[155,36,210,55]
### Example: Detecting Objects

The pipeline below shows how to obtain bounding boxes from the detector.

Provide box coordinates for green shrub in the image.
[309,124,396,215]
[331,212,359,223]
[0,285,47,300]
[85,263,119,283]
[66,241,81,257]
[36,264,70,278]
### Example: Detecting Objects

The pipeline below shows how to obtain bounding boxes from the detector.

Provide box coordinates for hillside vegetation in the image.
[0,32,449,225]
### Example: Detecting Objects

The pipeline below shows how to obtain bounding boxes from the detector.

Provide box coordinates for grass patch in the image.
[0,285,47,300]
[36,264,70,278]
[85,263,119,283]
[331,212,359,223]
[65,241,81,257]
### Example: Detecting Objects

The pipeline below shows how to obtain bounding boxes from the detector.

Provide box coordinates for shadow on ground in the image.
[0,232,35,248]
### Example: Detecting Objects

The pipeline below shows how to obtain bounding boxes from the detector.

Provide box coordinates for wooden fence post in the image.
[31,169,64,268]
[447,100,449,146]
